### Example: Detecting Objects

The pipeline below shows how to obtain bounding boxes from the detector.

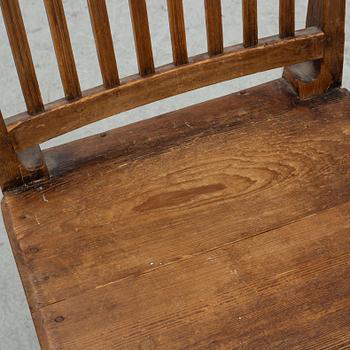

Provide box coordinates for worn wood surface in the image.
[242,0,258,47]
[16,145,49,185]
[0,0,44,114]
[204,0,224,55]
[6,28,325,151]
[3,79,350,349]
[167,0,188,65]
[25,203,350,349]
[279,0,295,38]
[128,0,155,76]
[44,0,81,100]
[87,0,119,88]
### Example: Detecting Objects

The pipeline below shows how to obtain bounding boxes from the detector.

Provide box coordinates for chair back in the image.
[0,0,346,190]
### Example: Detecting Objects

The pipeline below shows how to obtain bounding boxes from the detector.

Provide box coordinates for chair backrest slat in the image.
[167,0,188,65]
[44,0,81,100]
[0,0,44,115]
[88,0,119,88]
[279,0,295,38]
[204,0,224,56]
[128,0,155,76]
[242,0,258,47]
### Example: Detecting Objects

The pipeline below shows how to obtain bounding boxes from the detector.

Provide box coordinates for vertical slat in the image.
[87,0,119,88]
[167,0,188,65]
[0,0,44,115]
[306,0,323,26]
[128,0,155,76]
[0,111,23,190]
[279,0,295,38]
[204,0,224,55]
[44,0,81,100]
[242,0,258,47]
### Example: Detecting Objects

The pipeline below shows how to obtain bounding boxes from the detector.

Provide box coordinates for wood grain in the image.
[0,1,348,346]
[3,80,350,331]
[167,0,188,65]
[0,0,44,114]
[0,124,49,191]
[128,0,155,76]
[242,0,258,47]
[88,0,119,88]
[0,111,23,190]
[6,28,325,151]
[26,202,350,349]
[279,0,295,38]
[204,0,224,55]
[44,0,81,100]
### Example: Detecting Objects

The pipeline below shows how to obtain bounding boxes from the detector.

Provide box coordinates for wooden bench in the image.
[1,0,349,349]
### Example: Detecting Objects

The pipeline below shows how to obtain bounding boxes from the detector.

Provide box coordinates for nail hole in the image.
[54,316,65,323]
[29,246,39,254]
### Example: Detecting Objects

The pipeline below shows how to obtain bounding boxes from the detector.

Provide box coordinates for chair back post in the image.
[0,111,23,190]
[0,0,49,191]
[0,109,49,192]
[283,0,346,99]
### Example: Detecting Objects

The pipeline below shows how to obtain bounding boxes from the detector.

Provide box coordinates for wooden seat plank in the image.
[17,203,350,349]
[2,79,350,349]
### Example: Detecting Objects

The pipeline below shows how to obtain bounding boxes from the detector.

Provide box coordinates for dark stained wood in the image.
[0,0,44,114]
[167,0,188,65]
[279,0,295,38]
[88,0,119,88]
[306,0,323,26]
[0,112,48,191]
[44,0,81,100]
[2,80,350,348]
[0,111,23,190]
[283,0,346,99]
[128,0,155,76]
[16,146,49,185]
[310,0,346,88]
[0,0,49,188]
[204,0,224,55]
[6,28,325,151]
[242,0,258,47]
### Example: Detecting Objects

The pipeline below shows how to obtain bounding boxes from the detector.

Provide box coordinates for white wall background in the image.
[0,1,349,348]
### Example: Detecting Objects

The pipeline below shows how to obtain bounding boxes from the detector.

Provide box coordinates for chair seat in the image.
[2,79,350,349]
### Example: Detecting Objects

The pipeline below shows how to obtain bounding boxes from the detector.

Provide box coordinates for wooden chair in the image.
[1,0,349,349]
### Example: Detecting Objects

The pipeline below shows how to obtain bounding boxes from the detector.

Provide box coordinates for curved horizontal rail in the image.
[7,27,325,151]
